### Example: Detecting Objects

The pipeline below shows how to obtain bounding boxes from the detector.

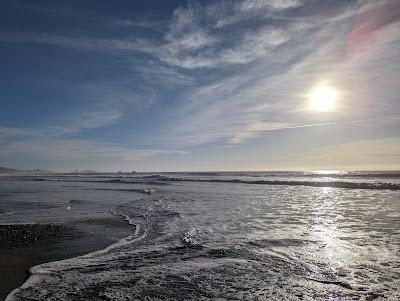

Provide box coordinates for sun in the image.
[308,84,338,112]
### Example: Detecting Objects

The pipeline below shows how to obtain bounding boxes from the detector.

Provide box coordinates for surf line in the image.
[6,211,149,301]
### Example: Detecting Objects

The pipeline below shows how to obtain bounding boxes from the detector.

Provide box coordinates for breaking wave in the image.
[14,168,398,192]
[156,177,400,190]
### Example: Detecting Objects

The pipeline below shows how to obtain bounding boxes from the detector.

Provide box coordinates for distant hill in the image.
[0,166,18,173]
[0,166,50,173]
[72,169,98,174]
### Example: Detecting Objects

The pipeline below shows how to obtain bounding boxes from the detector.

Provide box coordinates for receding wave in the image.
[33,177,170,186]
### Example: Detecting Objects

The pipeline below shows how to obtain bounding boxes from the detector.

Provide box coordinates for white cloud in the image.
[137,61,194,86]
[211,0,303,28]
[239,0,302,12]
[156,0,400,147]
[1,0,399,158]
[0,1,303,69]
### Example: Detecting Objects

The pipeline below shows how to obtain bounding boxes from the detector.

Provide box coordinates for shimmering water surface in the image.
[1,171,399,300]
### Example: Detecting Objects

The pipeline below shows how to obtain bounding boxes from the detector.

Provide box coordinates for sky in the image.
[0,0,399,172]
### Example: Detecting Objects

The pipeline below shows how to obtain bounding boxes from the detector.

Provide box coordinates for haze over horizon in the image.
[1,0,399,172]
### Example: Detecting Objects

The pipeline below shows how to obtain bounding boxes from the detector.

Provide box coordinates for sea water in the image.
[1,171,399,300]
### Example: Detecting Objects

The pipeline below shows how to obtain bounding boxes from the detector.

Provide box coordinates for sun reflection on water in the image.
[307,170,347,176]
[310,187,351,272]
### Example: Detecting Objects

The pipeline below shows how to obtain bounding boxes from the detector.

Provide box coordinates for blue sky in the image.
[0,0,399,171]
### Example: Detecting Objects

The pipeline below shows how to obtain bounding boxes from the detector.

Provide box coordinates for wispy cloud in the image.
[0,1,306,69]
[114,18,167,31]
[0,110,123,138]
[156,0,400,146]
[210,0,304,28]
[282,137,400,169]
[0,127,33,138]
[0,109,186,164]
[136,60,194,87]
[54,110,123,135]
[1,0,399,169]
[0,32,152,53]
[0,138,187,161]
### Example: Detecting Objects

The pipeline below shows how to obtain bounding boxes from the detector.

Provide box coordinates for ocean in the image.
[1,171,399,300]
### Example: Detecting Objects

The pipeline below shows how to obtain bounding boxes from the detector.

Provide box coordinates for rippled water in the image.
[1,172,400,300]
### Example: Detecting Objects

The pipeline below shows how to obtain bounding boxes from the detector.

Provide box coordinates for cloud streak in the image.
[158,0,400,147]
[1,0,399,170]
[0,138,187,161]
[282,137,400,170]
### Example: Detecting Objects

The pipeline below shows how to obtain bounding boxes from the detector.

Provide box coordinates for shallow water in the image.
[1,172,399,300]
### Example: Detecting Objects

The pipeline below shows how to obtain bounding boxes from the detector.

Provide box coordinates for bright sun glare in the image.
[308,84,338,112]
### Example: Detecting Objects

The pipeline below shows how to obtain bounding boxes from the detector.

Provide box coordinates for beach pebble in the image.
[337,267,348,277]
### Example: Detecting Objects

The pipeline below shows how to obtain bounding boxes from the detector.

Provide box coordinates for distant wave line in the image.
[30,176,400,191]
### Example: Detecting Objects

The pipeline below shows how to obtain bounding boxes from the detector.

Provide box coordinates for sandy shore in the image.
[0,224,68,300]
[0,218,133,300]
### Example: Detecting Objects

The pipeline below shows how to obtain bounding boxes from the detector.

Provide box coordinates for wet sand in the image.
[0,224,67,300]
[0,218,133,300]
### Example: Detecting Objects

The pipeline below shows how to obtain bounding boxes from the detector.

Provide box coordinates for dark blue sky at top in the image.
[0,0,399,171]
[0,1,177,124]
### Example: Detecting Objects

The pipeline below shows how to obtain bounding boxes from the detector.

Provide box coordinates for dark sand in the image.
[0,224,67,300]
[0,218,134,300]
